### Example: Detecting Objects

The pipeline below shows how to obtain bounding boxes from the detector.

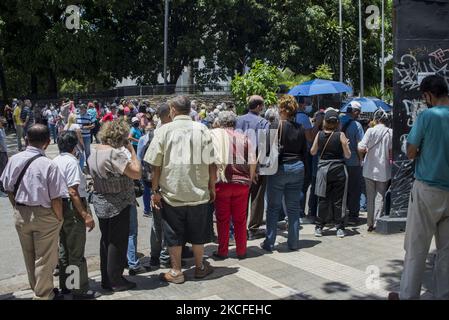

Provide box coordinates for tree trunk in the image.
[0,63,8,102]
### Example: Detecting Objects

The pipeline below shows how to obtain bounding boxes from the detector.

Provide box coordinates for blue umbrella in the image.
[340,97,392,113]
[288,79,353,96]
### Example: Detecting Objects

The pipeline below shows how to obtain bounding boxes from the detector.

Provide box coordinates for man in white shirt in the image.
[358,110,392,232]
[53,131,100,300]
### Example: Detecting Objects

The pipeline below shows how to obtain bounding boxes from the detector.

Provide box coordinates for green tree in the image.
[231,60,279,114]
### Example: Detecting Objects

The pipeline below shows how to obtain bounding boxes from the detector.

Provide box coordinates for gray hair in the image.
[217,111,237,128]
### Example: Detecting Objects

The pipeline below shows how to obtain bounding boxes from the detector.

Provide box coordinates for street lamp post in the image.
[358,0,364,96]
[381,0,385,99]
[339,0,343,83]
[164,0,169,91]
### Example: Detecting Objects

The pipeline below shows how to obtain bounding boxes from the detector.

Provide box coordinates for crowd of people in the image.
[0,75,448,300]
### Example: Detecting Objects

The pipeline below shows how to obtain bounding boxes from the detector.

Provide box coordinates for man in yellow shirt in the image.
[13,102,24,151]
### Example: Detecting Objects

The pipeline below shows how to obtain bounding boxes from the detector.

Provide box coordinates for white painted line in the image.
[231,265,306,299]
[267,251,390,297]
[199,295,223,300]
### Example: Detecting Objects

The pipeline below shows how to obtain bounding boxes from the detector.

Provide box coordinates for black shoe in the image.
[259,242,272,252]
[52,288,64,300]
[367,226,375,232]
[149,256,160,267]
[112,281,136,292]
[212,251,227,260]
[72,290,102,300]
[60,288,71,295]
[128,265,148,276]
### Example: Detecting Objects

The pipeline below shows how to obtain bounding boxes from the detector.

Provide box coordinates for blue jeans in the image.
[143,181,152,214]
[79,136,91,169]
[264,161,305,250]
[48,124,57,143]
[127,205,141,269]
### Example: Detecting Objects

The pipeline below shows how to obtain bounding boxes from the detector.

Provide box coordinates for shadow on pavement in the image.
[183,266,239,282]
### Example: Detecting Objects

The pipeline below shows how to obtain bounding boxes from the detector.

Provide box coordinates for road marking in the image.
[266,250,390,297]
[231,265,306,299]
[199,295,223,300]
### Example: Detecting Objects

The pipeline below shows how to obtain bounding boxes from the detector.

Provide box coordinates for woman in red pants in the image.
[211,111,256,259]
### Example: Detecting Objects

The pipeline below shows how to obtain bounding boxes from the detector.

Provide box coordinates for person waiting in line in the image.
[129,117,144,153]
[311,109,351,238]
[358,109,392,232]
[53,131,101,300]
[261,95,308,251]
[1,124,66,300]
[88,119,142,292]
[211,111,256,259]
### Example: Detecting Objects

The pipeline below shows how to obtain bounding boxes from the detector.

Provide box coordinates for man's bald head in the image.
[248,95,265,112]
[27,124,50,149]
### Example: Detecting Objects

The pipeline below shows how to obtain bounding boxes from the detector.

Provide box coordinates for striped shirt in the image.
[76,112,92,138]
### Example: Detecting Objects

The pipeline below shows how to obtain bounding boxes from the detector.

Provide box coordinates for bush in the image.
[231,60,280,114]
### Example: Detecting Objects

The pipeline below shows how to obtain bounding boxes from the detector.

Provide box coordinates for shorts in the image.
[161,201,210,246]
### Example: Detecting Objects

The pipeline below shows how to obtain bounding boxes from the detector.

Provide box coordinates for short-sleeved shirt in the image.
[295,112,312,130]
[44,110,58,125]
[87,108,98,123]
[0,146,68,207]
[340,114,364,166]
[13,107,23,126]
[358,124,392,182]
[20,107,34,129]
[144,115,214,207]
[53,153,88,198]
[76,113,92,138]
[407,106,449,191]
[130,127,143,146]
[87,146,135,219]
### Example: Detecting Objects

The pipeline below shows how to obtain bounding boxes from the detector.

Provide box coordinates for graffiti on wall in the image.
[395,49,449,92]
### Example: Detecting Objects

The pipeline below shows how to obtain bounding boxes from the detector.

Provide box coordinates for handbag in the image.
[259,120,283,176]
[133,179,145,198]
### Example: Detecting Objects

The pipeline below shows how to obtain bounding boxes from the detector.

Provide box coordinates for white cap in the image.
[349,101,362,111]
[131,117,139,123]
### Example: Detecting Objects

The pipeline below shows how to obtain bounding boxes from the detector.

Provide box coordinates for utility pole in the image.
[339,0,343,83]
[164,0,169,90]
[381,0,385,99]
[358,0,364,96]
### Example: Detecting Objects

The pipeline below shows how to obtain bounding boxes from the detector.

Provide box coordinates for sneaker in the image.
[143,211,152,218]
[314,228,323,237]
[337,229,346,238]
[128,265,148,276]
[367,226,375,232]
[72,290,102,300]
[277,220,288,230]
[195,261,214,279]
[160,270,185,284]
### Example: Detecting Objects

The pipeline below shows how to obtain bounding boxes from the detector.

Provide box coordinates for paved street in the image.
[0,132,437,300]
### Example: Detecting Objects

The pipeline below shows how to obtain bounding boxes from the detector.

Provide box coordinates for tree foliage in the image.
[0,0,394,101]
[231,60,279,114]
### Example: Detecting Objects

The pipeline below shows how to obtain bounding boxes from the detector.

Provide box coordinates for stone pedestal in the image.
[379,0,449,234]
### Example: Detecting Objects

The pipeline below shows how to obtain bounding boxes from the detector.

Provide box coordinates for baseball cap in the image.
[324,108,339,121]
[349,101,362,112]
[131,117,139,123]
[124,107,130,115]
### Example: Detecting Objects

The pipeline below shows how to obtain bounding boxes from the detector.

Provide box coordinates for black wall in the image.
[390,0,449,216]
